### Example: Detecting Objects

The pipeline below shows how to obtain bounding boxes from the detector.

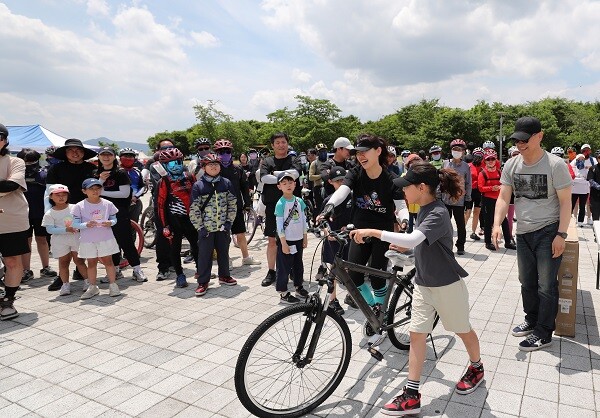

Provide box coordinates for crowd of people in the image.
[0,116,584,415]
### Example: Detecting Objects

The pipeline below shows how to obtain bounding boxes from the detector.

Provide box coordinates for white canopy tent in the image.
[6,125,68,151]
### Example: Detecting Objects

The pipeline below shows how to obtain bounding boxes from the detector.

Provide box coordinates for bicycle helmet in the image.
[288,150,297,157]
[429,145,442,153]
[450,138,466,149]
[194,137,211,148]
[45,145,58,156]
[482,140,495,149]
[483,149,497,160]
[508,146,520,156]
[200,153,221,167]
[0,123,8,138]
[472,147,484,157]
[315,143,327,151]
[119,147,136,156]
[400,149,410,157]
[213,139,233,151]
[550,146,564,156]
[158,147,184,163]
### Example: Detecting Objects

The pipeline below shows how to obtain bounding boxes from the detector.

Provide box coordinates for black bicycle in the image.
[140,202,156,249]
[234,222,439,418]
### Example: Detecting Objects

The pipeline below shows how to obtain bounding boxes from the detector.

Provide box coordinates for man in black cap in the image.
[0,123,30,320]
[493,116,572,352]
[45,138,97,290]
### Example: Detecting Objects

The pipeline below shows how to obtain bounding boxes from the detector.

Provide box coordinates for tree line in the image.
[147,96,600,157]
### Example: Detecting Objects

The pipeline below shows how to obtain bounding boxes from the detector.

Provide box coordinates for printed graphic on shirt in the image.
[356,191,387,213]
[514,174,548,199]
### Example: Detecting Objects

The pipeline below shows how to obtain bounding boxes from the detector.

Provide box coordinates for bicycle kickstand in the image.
[428,333,438,359]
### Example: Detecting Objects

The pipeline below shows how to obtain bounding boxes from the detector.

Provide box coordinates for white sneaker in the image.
[588,217,594,225]
[59,283,71,296]
[109,283,121,297]
[578,222,584,227]
[100,268,124,283]
[81,285,99,300]
[82,279,90,292]
[132,269,148,282]
[242,256,261,265]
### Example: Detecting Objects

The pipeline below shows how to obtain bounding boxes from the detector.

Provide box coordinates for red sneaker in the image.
[381,387,421,416]
[455,364,484,395]
[195,283,208,297]
[219,276,237,286]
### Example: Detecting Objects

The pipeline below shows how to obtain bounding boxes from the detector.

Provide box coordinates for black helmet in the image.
[0,123,8,138]
[194,137,211,148]
[45,145,58,156]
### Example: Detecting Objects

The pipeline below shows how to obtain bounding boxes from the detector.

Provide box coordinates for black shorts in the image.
[465,189,482,210]
[264,202,277,238]
[0,230,31,257]
[231,208,246,235]
[27,218,50,238]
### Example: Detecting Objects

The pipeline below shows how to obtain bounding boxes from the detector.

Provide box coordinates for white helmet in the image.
[551,147,564,156]
[482,140,495,150]
[508,146,520,157]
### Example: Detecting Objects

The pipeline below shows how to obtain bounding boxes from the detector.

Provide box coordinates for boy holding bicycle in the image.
[350,161,484,416]
[274,170,308,304]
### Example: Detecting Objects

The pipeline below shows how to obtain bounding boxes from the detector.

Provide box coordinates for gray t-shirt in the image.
[500,151,572,234]
[441,159,472,206]
[415,200,468,287]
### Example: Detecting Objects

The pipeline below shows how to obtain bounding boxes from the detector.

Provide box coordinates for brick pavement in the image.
[1,215,599,417]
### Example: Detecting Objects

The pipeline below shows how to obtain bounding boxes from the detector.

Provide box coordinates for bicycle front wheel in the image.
[140,206,156,249]
[235,303,352,418]
[130,220,144,255]
[387,282,413,350]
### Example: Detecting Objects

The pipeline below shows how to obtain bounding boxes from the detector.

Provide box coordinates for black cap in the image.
[509,117,542,141]
[0,123,8,137]
[393,166,440,188]
[328,167,347,181]
[98,146,116,156]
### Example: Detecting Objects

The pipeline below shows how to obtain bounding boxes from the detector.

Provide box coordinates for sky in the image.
[1,0,600,144]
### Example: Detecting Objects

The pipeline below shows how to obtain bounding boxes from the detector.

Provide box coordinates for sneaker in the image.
[183,255,195,264]
[295,286,309,298]
[47,276,63,291]
[59,283,71,296]
[72,269,84,281]
[344,294,358,309]
[485,243,496,251]
[0,297,19,321]
[478,229,484,236]
[132,270,148,283]
[21,270,34,283]
[455,364,485,394]
[81,285,99,300]
[195,283,208,296]
[470,233,481,241]
[512,321,534,337]
[505,241,517,250]
[100,268,124,284]
[381,387,421,416]
[156,270,169,281]
[242,256,261,265]
[588,217,593,225]
[109,282,121,297]
[328,299,345,316]
[168,266,176,277]
[519,334,552,352]
[40,266,57,277]
[261,270,276,287]
[280,292,300,305]
[456,248,465,255]
[578,222,584,227]
[82,279,90,292]
[219,276,238,286]
[175,274,188,288]
[315,265,327,281]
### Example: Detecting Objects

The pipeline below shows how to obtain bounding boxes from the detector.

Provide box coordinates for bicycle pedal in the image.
[367,346,383,361]
[367,333,386,347]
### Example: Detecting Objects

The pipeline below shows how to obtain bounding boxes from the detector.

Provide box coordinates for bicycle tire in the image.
[130,220,144,255]
[246,212,262,245]
[140,206,156,249]
[235,303,352,418]
[387,281,413,350]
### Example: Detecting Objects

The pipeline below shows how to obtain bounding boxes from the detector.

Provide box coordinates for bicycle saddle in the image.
[385,250,414,268]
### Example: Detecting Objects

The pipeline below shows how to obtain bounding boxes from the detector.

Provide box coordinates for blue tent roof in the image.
[6,125,68,151]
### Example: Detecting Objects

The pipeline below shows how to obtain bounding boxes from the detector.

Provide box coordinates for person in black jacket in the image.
[319,137,356,197]
[259,132,303,286]
[588,150,600,220]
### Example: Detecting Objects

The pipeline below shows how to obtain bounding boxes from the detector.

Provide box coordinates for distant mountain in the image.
[84,137,150,154]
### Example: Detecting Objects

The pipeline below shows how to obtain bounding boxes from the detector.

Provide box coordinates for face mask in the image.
[164,159,184,176]
[432,154,441,161]
[576,160,585,170]
[248,152,257,161]
[451,151,463,160]
[318,150,328,162]
[300,156,307,164]
[120,156,135,169]
[219,152,232,167]
[197,150,211,158]
[583,150,591,157]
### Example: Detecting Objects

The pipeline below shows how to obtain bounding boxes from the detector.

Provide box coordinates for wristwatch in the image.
[556,231,568,239]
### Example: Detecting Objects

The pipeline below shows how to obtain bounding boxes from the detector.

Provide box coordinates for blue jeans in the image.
[515,222,561,340]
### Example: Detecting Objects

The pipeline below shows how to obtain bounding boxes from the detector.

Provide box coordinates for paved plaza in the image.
[1,216,600,417]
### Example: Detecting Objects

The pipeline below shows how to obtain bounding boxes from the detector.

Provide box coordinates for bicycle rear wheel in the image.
[387,281,413,350]
[130,220,144,255]
[246,212,262,244]
[235,303,352,418]
[140,206,156,249]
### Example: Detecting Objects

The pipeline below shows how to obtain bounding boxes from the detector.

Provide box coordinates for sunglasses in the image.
[159,145,174,150]
[217,149,232,154]
[197,146,210,151]
[485,157,497,161]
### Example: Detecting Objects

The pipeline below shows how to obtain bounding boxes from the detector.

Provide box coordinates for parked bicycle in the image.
[234,221,439,418]
[140,201,156,249]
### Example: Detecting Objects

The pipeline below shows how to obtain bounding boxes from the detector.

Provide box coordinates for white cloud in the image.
[190,30,221,48]
[292,69,311,83]
[86,0,110,17]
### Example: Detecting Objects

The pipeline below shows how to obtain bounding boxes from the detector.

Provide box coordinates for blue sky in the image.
[1,0,599,143]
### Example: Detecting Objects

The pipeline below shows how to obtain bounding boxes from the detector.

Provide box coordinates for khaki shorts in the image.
[79,238,119,259]
[409,279,472,334]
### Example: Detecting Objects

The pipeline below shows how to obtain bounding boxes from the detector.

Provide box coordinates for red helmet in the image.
[200,153,221,167]
[213,139,233,151]
[450,138,466,148]
[483,149,497,160]
[158,147,184,163]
